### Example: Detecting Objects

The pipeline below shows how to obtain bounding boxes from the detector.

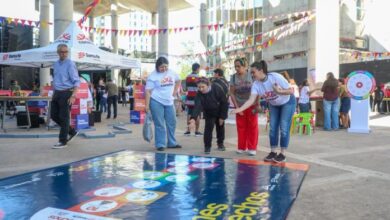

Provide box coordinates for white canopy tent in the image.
[0,22,141,70]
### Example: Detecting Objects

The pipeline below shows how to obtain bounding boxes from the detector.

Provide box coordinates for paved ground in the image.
[0,106,390,219]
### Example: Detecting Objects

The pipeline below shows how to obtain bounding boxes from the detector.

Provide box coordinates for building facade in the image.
[206,0,263,76]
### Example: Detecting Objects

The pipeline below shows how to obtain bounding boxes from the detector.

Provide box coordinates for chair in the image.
[290,113,301,134]
[297,112,314,135]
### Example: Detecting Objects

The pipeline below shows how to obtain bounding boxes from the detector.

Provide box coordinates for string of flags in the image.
[0,9,314,37]
[166,13,315,59]
[341,50,390,61]
[78,0,101,26]
[80,9,315,37]
[0,16,51,28]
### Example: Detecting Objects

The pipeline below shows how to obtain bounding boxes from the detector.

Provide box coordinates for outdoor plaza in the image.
[1,0,390,219]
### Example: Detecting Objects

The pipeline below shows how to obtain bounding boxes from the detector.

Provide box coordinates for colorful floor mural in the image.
[0,151,309,220]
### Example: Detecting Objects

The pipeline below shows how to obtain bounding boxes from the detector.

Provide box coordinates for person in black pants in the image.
[189,77,229,154]
[105,79,118,119]
[51,44,81,149]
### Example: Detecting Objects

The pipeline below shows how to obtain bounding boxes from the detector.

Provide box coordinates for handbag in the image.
[143,112,153,142]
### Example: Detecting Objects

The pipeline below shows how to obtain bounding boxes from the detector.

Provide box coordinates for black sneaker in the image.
[273,153,286,163]
[204,147,211,154]
[52,142,68,149]
[217,145,226,151]
[195,131,203,137]
[264,152,277,162]
[184,131,191,136]
[67,131,80,144]
[157,147,165,151]
[167,144,182,149]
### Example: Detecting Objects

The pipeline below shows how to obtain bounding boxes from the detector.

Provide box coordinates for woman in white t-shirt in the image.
[232,60,296,163]
[298,79,320,113]
[145,57,182,151]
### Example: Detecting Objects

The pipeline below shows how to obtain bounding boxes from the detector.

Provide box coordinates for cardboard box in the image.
[134,99,146,111]
[130,110,145,124]
[41,86,52,97]
[76,114,89,130]
[71,98,88,115]
[133,85,145,99]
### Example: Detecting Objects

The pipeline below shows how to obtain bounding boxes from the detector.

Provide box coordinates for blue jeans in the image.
[150,98,177,148]
[269,95,296,149]
[323,98,340,130]
[299,103,310,113]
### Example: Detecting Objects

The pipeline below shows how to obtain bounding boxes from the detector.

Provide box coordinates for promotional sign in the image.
[130,111,145,124]
[71,98,88,115]
[133,99,146,111]
[346,70,376,133]
[133,85,145,99]
[0,151,308,220]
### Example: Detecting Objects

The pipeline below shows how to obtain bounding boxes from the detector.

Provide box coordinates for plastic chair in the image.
[297,112,314,135]
[290,113,301,134]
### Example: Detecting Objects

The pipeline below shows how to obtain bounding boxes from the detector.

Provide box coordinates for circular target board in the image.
[346,70,376,100]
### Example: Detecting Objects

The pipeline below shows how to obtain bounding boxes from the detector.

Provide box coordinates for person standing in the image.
[189,77,229,154]
[230,57,259,156]
[51,44,80,149]
[184,63,202,136]
[339,78,351,128]
[232,60,295,163]
[373,85,384,114]
[145,57,182,151]
[298,79,319,113]
[95,79,105,111]
[106,79,118,119]
[321,72,340,131]
[127,82,134,110]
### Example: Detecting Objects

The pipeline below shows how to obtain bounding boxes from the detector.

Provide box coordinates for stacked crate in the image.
[130,84,146,124]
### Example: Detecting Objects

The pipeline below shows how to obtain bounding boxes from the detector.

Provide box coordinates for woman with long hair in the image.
[232,60,295,163]
[230,57,259,156]
[145,57,182,151]
[338,78,351,128]
[321,72,340,131]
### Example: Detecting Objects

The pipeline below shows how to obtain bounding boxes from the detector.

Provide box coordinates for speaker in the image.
[16,112,40,128]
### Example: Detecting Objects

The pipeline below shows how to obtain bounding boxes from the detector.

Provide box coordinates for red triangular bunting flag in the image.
[105,29,110,35]
[20,19,26,27]
[208,25,212,31]
[13,18,19,26]
[128,30,133,36]
[27,20,33,26]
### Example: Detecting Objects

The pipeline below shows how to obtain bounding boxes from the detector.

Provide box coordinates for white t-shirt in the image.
[251,72,291,106]
[146,69,180,106]
[299,86,310,104]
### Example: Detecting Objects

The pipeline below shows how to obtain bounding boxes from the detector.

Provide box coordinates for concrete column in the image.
[110,0,119,82]
[307,0,340,84]
[89,15,94,43]
[200,3,208,68]
[151,12,157,55]
[54,0,73,39]
[39,0,50,88]
[158,0,169,58]
[111,0,118,54]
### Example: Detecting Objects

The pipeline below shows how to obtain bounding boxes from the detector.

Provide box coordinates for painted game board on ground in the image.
[0,150,309,220]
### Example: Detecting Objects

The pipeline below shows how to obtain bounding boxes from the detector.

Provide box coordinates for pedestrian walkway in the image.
[0,105,390,219]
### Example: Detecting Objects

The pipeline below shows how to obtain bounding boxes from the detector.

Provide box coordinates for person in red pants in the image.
[229,57,260,156]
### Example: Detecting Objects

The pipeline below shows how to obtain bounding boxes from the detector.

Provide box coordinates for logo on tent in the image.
[78,52,86,59]
[77,34,87,41]
[2,54,8,61]
[58,33,71,41]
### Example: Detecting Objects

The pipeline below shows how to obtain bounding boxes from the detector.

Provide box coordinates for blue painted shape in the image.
[0,151,308,220]
[112,130,132,134]
[81,132,116,139]
[76,114,89,130]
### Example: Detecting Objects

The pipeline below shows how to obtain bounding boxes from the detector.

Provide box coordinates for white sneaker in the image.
[248,150,257,156]
[236,149,245,154]
[52,142,68,149]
